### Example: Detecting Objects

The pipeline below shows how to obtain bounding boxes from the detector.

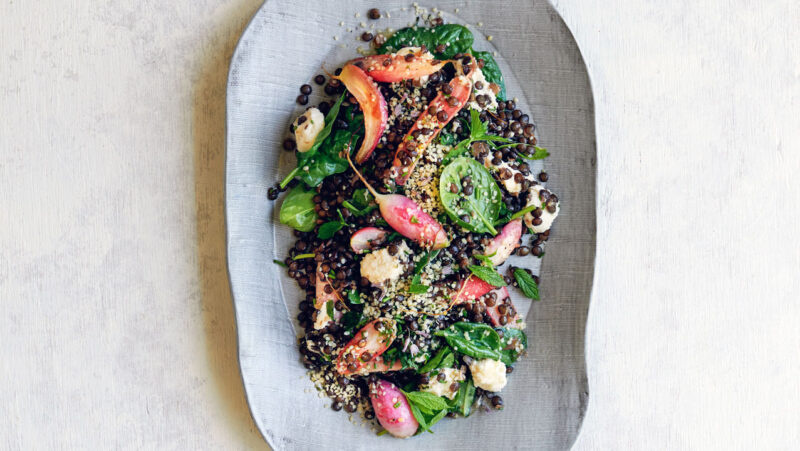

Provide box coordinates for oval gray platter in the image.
[226,1,595,449]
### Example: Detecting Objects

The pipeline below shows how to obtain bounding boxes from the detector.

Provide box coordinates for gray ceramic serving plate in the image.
[226,1,595,449]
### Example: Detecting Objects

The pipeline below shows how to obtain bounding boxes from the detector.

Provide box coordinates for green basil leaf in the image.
[439,157,502,234]
[279,185,319,232]
[467,265,507,287]
[513,267,540,300]
[470,50,506,100]
[317,220,344,239]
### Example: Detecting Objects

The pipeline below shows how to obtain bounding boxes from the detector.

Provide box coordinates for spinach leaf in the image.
[449,378,476,416]
[497,327,528,365]
[418,346,452,373]
[379,24,474,59]
[434,322,503,361]
[346,289,363,305]
[513,267,540,300]
[279,94,356,188]
[351,188,373,209]
[340,310,364,334]
[439,157,503,234]
[467,265,506,287]
[317,220,344,239]
[471,50,506,100]
[442,110,511,164]
[279,185,318,232]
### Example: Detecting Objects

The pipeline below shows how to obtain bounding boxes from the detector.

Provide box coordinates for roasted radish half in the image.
[453,275,495,304]
[350,227,389,254]
[314,263,344,330]
[335,318,397,375]
[351,47,444,83]
[369,380,419,438]
[484,219,522,266]
[334,64,388,163]
[483,287,523,328]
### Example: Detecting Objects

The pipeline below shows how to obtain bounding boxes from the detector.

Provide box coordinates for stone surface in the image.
[1,0,798,450]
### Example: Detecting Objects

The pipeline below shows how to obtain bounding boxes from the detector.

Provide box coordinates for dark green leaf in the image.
[467,265,507,287]
[418,347,448,374]
[434,322,504,361]
[424,408,448,432]
[317,220,344,239]
[379,24,474,59]
[439,157,502,234]
[279,185,319,232]
[403,391,450,413]
[414,249,441,275]
[408,402,428,431]
[497,327,528,365]
[439,352,455,368]
[325,300,334,320]
[340,310,363,333]
[351,188,373,209]
[408,284,431,294]
[513,267,540,300]
[347,289,363,305]
[471,50,506,100]
[517,146,550,160]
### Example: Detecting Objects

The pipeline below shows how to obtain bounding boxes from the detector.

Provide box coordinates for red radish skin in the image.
[390,75,473,185]
[335,319,397,375]
[314,263,344,329]
[453,275,495,304]
[483,287,523,328]
[484,219,522,265]
[351,49,444,82]
[369,380,419,438]
[345,149,448,249]
[335,64,388,163]
[350,227,389,254]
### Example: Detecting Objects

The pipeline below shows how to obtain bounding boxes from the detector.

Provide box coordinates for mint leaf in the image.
[403,391,449,413]
[513,268,540,300]
[467,265,507,287]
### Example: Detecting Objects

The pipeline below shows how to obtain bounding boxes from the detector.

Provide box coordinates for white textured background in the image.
[1,0,798,450]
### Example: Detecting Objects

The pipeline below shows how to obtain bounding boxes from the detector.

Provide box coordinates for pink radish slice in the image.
[345,150,448,249]
[369,380,419,438]
[483,286,521,327]
[453,275,494,304]
[484,219,522,266]
[314,263,343,329]
[351,49,443,83]
[335,64,388,163]
[335,319,396,375]
[350,227,389,254]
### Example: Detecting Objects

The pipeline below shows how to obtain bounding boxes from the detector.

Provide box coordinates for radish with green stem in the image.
[345,149,448,249]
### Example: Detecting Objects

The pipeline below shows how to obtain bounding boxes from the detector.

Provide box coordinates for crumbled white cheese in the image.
[468,358,507,392]
[466,66,498,112]
[360,242,409,285]
[294,108,325,152]
[420,367,465,400]
[523,185,560,233]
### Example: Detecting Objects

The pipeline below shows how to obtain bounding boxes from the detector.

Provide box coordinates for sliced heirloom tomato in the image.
[483,287,524,328]
[314,263,344,330]
[335,318,397,375]
[335,64,388,163]
[351,47,444,83]
[390,74,473,185]
[484,219,522,266]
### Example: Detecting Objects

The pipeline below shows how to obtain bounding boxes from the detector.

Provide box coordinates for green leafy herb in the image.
[342,201,377,217]
[379,24,474,59]
[434,322,504,361]
[467,265,506,287]
[273,259,288,268]
[351,188,373,209]
[513,268,540,300]
[346,289,363,305]
[325,300,334,319]
[510,204,537,220]
[517,146,550,160]
[376,429,388,436]
[317,220,344,239]
[414,249,441,275]
[449,378,476,416]
[418,347,448,373]
[292,253,315,260]
[439,157,503,235]
[439,352,455,368]
[403,391,450,413]
[279,94,361,188]
[497,327,528,364]
[278,185,319,232]
[407,284,431,294]
[340,310,364,334]
[474,254,493,265]
[470,50,506,100]
[442,109,511,164]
